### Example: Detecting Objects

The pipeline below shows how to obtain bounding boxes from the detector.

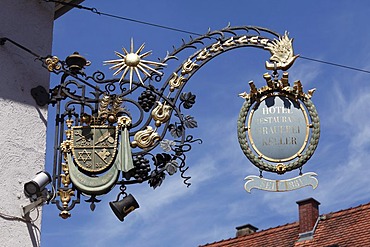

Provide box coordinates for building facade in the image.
[0,1,81,246]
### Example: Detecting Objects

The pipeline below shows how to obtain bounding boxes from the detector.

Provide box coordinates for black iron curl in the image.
[90,71,105,82]
[119,83,128,93]
[153,73,163,82]
[105,82,116,92]
[173,135,203,154]
[175,155,191,187]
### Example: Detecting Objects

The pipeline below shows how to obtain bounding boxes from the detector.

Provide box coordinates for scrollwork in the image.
[48,25,292,217]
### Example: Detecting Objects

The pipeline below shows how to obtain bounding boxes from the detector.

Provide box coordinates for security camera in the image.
[21,171,52,217]
[24,171,51,200]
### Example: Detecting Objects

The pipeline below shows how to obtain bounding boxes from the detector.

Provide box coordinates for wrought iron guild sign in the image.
[42,25,320,219]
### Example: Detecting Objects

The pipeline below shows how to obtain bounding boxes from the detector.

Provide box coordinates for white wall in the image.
[0,1,54,246]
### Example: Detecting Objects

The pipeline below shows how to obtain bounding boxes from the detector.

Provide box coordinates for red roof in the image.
[200,202,370,247]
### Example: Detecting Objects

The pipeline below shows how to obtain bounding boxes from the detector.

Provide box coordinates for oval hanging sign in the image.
[237,71,320,192]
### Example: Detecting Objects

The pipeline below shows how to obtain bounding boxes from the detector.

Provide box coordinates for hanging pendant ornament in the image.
[117,116,135,173]
[237,33,320,192]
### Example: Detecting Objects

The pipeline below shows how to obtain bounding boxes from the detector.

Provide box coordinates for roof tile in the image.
[200,201,370,247]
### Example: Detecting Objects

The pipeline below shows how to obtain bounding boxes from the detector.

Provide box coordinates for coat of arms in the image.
[60,94,135,199]
[71,126,118,173]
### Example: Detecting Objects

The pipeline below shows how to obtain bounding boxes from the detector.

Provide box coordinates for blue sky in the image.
[41,1,370,246]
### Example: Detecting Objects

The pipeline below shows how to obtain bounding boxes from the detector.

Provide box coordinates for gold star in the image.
[104,38,167,90]
[78,149,92,162]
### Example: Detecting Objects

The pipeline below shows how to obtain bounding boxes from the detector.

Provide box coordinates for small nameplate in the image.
[244,172,318,192]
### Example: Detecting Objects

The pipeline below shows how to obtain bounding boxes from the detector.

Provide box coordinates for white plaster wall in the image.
[0,1,54,246]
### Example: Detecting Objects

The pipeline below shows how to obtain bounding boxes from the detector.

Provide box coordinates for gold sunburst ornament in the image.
[104,39,166,89]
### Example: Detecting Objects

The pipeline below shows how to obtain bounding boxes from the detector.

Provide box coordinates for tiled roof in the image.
[200,201,370,247]
[295,202,370,247]
[200,222,300,247]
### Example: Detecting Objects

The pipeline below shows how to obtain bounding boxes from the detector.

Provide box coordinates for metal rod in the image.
[0,37,42,59]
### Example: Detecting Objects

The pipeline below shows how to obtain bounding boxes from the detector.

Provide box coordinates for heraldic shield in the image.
[71,125,119,173]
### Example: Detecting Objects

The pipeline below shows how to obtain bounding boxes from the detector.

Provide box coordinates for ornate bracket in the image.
[46,25,303,217]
